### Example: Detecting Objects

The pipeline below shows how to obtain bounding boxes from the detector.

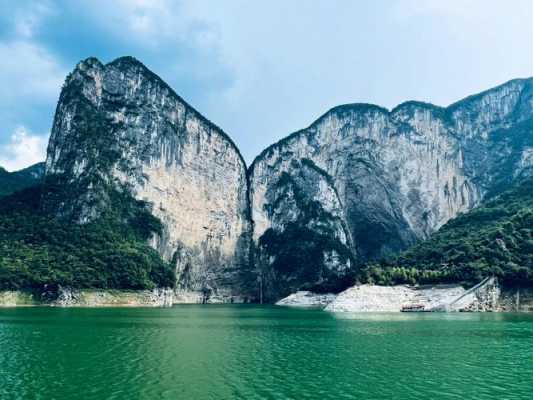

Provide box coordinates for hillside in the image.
[43,56,251,301]
[0,163,45,197]
[0,56,531,301]
[0,182,175,291]
[360,177,533,287]
[249,77,532,299]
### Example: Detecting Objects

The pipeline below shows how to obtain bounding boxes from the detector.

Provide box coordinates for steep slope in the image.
[0,183,175,291]
[256,159,354,301]
[2,56,531,303]
[250,78,533,299]
[361,176,533,287]
[0,162,45,197]
[44,57,251,301]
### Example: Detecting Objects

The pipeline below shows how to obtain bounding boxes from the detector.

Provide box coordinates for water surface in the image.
[1,306,532,399]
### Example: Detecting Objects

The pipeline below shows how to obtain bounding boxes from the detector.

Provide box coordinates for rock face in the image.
[254,158,354,301]
[42,57,533,303]
[45,57,251,301]
[250,78,533,300]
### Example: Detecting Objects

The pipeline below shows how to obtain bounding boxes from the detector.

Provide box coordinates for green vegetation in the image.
[0,182,175,291]
[259,222,353,294]
[360,177,533,287]
[259,170,353,298]
[0,74,176,293]
[0,163,44,197]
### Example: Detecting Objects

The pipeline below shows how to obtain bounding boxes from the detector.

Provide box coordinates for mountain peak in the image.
[74,56,104,72]
[106,56,148,70]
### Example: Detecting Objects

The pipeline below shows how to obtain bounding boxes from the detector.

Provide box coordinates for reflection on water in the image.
[1,306,532,400]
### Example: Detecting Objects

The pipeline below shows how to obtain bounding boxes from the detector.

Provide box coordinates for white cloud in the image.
[0,126,48,171]
[96,0,212,47]
[0,40,64,170]
[0,3,62,172]
[0,40,66,103]
[13,1,54,39]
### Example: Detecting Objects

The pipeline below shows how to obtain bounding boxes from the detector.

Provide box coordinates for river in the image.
[1,305,532,399]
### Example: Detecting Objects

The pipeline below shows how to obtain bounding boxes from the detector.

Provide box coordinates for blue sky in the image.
[1,0,533,170]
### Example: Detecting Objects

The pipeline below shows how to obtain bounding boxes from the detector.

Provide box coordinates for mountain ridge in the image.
[44,55,252,301]
[249,72,532,299]
[251,76,533,170]
[1,57,531,302]
[0,162,45,197]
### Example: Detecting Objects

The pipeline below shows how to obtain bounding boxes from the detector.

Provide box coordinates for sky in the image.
[1,0,533,171]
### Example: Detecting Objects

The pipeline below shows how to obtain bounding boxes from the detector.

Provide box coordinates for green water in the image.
[1,306,532,400]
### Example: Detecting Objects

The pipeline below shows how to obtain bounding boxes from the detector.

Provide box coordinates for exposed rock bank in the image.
[0,288,174,307]
[0,287,251,307]
[325,284,466,312]
[275,291,336,307]
[277,278,533,312]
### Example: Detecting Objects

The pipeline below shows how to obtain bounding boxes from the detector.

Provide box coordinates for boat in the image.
[401,304,427,312]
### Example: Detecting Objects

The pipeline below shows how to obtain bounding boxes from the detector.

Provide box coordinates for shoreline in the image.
[2,282,532,312]
[276,280,533,313]
[0,288,250,308]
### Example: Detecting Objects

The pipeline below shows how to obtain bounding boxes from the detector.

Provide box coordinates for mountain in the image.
[43,57,252,301]
[249,78,532,300]
[0,56,531,302]
[0,162,45,197]
[361,176,533,287]
[0,183,175,291]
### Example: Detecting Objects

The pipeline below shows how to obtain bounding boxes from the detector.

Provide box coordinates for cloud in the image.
[0,40,66,103]
[0,40,65,170]
[94,0,218,51]
[0,3,65,171]
[12,1,55,39]
[1,0,533,168]
[0,126,48,171]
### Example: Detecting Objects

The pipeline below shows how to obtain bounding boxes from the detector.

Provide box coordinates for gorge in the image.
[0,57,532,305]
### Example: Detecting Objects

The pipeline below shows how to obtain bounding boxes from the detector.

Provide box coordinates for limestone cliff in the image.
[45,57,251,301]
[42,56,532,303]
[250,78,532,299]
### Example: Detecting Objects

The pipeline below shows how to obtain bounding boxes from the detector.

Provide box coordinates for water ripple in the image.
[0,307,532,399]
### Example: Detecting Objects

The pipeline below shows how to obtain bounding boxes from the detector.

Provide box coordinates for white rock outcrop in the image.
[325,285,465,312]
[276,291,336,307]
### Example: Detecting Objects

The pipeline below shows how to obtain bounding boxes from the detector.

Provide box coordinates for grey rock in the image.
[250,79,532,299]
[44,56,532,303]
[45,57,252,299]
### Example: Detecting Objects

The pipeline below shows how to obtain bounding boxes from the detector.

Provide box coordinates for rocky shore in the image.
[0,287,250,307]
[277,279,533,312]
[275,291,337,307]
[0,288,174,307]
[3,280,531,311]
